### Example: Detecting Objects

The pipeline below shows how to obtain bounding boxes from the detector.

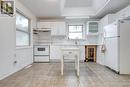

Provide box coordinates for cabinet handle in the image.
[69,52,72,54]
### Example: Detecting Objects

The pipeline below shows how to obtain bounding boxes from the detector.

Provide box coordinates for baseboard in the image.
[105,66,119,74]
[49,59,85,63]
[0,70,17,80]
[0,62,33,80]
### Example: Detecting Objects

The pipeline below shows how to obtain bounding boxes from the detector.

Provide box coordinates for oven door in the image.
[34,46,49,56]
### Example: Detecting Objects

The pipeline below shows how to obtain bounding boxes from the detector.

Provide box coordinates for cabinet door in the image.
[87,21,99,35]
[58,22,66,36]
[50,46,61,59]
[37,22,51,28]
[51,22,66,36]
[51,22,58,35]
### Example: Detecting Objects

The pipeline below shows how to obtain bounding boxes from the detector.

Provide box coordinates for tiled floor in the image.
[0,62,130,87]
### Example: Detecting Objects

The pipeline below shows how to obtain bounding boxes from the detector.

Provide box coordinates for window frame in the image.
[67,23,85,40]
[87,21,99,35]
[16,10,31,47]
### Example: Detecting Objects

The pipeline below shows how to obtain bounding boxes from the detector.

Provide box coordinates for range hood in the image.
[33,28,51,34]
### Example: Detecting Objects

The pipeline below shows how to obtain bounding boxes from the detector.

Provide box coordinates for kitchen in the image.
[33,19,98,63]
[0,0,130,87]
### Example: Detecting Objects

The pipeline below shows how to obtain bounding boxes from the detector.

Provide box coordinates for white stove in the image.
[34,45,50,62]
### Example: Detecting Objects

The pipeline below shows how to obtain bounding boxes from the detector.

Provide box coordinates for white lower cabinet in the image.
[50,46,62,60]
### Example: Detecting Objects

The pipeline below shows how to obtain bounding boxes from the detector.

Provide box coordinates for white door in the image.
[105,37,119,72]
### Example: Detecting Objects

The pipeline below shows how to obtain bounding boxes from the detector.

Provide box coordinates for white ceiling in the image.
[19,0,62,18]
[19,0,130,19]
[95,0,130,18]
[65,0,93,7]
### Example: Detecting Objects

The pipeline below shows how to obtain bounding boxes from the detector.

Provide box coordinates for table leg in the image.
[61,56,64,75]
[75,55,77,70]
[77,55,79,76]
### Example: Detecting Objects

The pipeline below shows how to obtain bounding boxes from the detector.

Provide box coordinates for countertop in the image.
[50,44,100,46]
[61,47,80,50]
[33,43,100,46]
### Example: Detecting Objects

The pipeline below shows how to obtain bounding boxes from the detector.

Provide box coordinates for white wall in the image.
[15,48,33,71]
[15,0,36,73]
[0,17,15,80]
[0,0,37,80]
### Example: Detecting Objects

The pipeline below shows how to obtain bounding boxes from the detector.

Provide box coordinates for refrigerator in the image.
[104,20,130,74]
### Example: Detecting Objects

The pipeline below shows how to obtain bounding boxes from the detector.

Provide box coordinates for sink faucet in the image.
[75,40,78,45]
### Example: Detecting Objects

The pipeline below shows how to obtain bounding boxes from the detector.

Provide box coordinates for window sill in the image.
[68,39,86,41]
[16,46,33,50]
[86,32,99,36]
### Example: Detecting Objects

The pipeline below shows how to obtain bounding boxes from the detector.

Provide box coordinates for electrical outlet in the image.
[13,61,17,64]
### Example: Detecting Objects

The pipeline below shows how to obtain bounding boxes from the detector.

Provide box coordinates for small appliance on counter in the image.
[34,45,50,62]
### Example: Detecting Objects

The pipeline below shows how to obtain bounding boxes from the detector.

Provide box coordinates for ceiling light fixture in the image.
[65,16,90,19]
[47,0,57,2]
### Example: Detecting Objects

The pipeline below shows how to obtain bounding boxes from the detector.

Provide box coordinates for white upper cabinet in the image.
[59,22,66,36]
[87,21,99,35]
[115,5,130,20]
[37,22,51,29]
[51,22,66,36]
[99,14,115,34]
[37,22,66,36]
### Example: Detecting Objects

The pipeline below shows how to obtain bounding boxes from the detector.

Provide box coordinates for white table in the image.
[61,47,80,76]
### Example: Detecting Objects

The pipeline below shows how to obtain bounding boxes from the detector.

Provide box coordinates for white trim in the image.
[16,46,33,50]
[16,11,31,46]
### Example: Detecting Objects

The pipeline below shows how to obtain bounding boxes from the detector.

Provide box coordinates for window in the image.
[16,11,30,46]
[68,25,83,39]
[88,21,98,33]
